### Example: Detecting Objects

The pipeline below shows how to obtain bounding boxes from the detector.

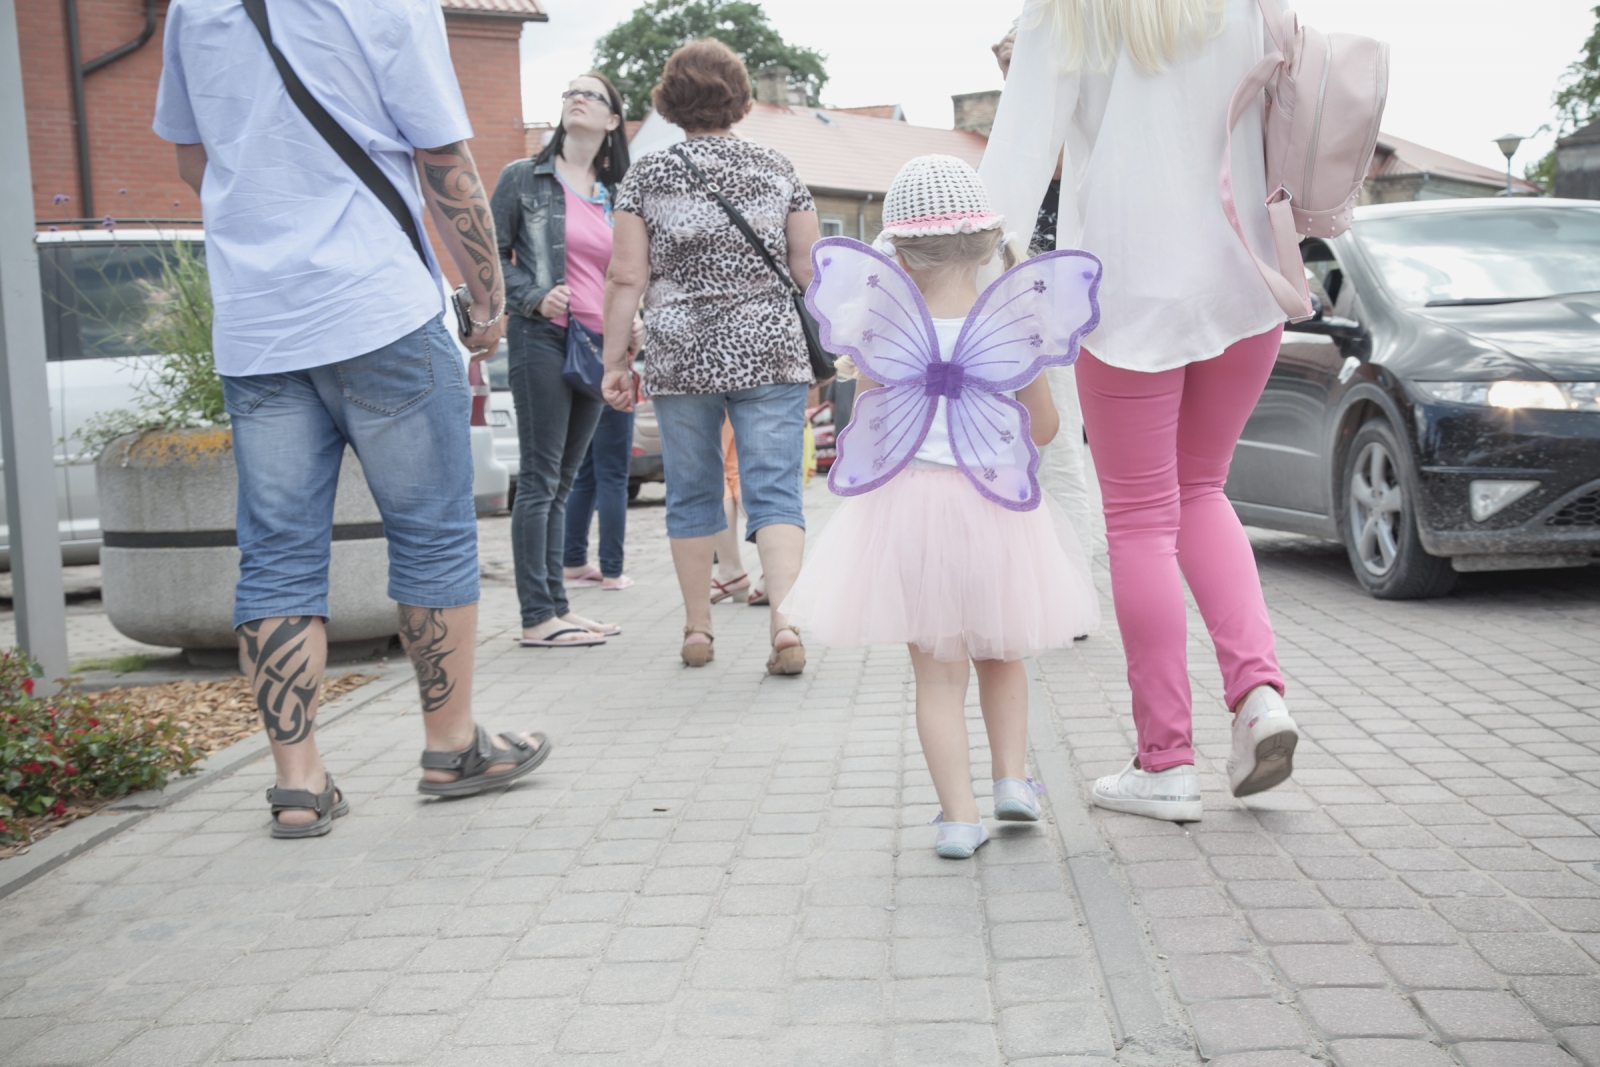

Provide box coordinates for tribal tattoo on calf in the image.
[398,606,456,715]
[421,142,501,307]
[239,616,321,745]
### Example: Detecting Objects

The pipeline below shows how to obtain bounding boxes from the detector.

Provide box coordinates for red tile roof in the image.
[725,102,986,195]
[1369,132,1538,194]
[439,0,547,20]
[828,104,905,121]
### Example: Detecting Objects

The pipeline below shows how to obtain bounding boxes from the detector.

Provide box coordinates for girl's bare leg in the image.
[910,645,980,824]
[713,496,746,583]
[974,658,1030,782]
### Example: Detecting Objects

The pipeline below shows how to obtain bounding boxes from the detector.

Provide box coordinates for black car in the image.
[1225,198,1600,599]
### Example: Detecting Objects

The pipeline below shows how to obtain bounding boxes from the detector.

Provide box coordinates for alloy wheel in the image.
[1349,440,1404,576]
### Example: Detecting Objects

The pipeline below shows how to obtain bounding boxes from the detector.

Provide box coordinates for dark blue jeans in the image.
[508,315,603,626]
[563,404,634,578]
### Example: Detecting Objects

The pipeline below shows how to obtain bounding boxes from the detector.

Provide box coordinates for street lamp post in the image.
[1495,134,1526,196]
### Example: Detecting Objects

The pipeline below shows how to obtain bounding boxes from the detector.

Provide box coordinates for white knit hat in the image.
[879,155,1003,239]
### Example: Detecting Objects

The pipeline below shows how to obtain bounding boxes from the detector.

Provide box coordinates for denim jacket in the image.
[491,155,583,322]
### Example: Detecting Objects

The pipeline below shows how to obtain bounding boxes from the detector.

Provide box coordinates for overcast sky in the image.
[517,0,1595,178]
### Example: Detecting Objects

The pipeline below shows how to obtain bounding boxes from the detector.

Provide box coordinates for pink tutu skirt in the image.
[780,464,1101,662]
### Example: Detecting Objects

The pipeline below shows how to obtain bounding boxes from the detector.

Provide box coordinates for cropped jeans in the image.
[222,313,479,627]
[1076,327,1287,772]
[507,315,603,627]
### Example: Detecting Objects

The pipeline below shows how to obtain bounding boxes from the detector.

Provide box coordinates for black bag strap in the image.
[241,0,428,264]
[670,143,799,295]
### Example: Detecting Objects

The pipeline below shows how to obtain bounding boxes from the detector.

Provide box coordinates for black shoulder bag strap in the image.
[670,143,796,290]
[241,0,428,265]
[669,143,834,381]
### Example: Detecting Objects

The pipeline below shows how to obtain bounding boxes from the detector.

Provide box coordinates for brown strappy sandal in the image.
[682,626,715,667]
[767,626,805,676]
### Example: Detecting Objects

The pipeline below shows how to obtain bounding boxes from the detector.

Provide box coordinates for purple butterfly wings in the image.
[806,237,1102,511]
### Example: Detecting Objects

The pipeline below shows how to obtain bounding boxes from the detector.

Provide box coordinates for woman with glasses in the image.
[491,74,641,647]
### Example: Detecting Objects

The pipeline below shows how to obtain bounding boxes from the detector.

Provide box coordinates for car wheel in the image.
[628,479,641,502]
[1341,418,1456,600]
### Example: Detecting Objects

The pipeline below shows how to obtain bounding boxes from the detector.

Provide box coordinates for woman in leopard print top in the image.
[601,39,819,675]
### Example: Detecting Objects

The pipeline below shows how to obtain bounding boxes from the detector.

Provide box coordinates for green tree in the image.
[1528,4,1600,191]
[594,0,827,120]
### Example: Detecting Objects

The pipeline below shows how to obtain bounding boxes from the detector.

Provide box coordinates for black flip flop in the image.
[519,627,605,648]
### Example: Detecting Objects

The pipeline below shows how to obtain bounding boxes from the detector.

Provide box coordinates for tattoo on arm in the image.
[398,606,456,714]
[419,142,501,302]
[239,616,321,745]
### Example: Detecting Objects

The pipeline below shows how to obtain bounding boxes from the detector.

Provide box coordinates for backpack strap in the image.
[241,0,429,266]
[1218,3,1314,322]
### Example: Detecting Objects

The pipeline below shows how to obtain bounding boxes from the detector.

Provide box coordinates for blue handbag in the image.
[561,316,606,401]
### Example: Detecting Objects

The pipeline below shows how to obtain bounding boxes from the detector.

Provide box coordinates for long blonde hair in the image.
[1032,0,1223,73]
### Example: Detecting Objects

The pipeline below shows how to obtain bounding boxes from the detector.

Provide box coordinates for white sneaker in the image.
[1091,760,1202,822]
[1228,686,1298,797]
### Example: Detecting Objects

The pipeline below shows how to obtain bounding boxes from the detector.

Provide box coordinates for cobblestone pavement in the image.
[0,480,1597,1066]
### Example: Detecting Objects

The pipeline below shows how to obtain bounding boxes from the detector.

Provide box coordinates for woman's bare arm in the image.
[601,211,650,412]
[1017,372,1059,446]
[786,210,820,289]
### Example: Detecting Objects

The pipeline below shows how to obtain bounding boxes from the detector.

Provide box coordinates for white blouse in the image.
[980,0,1288,372]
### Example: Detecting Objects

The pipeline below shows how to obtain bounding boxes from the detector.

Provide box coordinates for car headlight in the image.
[1415,380,1600,411]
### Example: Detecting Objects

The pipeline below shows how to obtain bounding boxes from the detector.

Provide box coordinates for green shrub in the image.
[73,239,225,459]
[0,650,202,843]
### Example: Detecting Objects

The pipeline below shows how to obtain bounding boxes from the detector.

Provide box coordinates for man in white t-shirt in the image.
[155,0,548,837]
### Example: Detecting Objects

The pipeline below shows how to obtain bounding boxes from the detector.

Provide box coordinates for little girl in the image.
[781,155,1101,859]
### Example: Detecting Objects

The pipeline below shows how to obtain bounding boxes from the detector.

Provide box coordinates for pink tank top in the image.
[554,174,613,335]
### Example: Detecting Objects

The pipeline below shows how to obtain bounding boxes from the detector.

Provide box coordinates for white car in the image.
[483,342,664,504]
[0,228,507,569]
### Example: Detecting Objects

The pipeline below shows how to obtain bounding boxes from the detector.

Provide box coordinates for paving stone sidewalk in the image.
[1,480,1597,1066]
[1038,534,1600,1067]
[0,485,1118,1067]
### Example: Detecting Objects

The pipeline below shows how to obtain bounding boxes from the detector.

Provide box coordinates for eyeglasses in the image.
[562,89,612,109]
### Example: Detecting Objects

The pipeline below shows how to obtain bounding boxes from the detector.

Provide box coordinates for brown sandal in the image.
[682,626,715,667]
[767,626,805,676]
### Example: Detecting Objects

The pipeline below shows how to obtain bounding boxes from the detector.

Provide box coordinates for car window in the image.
[1354,206,1600,308]
[486,340,510,390]
[51,241,205,360]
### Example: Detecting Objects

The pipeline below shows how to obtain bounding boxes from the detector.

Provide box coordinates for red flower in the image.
[20,677,33,694]
[50,799,66,817]
[87,718,100,729]
[20,762,43,775]
[42,733,54,743]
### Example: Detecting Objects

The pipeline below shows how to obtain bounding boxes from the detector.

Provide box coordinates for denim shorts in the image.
[652,382,808,540]
[222,314,479,627]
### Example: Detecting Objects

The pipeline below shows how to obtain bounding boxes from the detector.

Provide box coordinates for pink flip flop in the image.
[564,567,604,587]
[601,575,634,590]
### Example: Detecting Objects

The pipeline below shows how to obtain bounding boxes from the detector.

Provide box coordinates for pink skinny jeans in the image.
[1076,327,1286,772]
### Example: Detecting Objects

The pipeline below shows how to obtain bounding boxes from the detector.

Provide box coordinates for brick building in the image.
[23,0,546,273]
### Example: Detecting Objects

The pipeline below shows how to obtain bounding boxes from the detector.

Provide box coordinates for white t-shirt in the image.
[980,0,1286,372]
[914,317,1018,467]
[153,0,472,377]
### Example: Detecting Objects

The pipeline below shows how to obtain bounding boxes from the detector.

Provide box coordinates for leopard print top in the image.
[615,136,816,396]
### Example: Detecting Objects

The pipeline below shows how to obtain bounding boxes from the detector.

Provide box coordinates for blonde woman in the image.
[980,0,1300,822]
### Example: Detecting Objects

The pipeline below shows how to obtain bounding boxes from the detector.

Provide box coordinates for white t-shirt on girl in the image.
[914,317,1018,467]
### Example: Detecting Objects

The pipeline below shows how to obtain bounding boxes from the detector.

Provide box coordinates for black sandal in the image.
[418,725,551,798]
[267,773,349,839]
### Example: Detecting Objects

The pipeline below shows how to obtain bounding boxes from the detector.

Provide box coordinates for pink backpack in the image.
[1221,0,1389,321]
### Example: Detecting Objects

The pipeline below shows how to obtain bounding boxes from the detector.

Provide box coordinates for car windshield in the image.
[1354,206,1600,308]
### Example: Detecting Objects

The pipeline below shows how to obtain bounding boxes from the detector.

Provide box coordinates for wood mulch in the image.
[0,672,377,860]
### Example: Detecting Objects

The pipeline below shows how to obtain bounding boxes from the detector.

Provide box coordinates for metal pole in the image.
[1506,159,1513,197]
[63,0,94,219]
[0,0,70,684]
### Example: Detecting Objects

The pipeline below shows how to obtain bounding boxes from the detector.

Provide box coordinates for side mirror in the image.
[1288,311,1367,341]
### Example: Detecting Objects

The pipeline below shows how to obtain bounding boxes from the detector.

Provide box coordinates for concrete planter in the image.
[97,429,397,664]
